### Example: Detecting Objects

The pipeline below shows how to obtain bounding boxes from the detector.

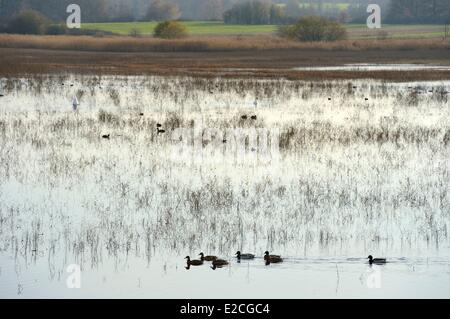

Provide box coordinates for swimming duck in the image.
[212,259,229,267]
[185,256,203,266]
[236,251,255,260]
[250,115,257,120]
[210,264,223,270]
[102,134,110,139]
[241,115,248,120]
[368,255,386,265]
[156,123,166,134]
[264,251,283,263]
[199,252,217,262]
[211,262,229,270]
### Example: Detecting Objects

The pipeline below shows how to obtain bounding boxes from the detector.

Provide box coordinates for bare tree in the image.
[201,0,224,21]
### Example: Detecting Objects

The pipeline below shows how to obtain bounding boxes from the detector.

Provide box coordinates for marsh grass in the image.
[1,34,450,52]
[0,75,449,274]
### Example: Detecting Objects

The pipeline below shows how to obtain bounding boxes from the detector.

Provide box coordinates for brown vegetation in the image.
[1,35,450,80]
[1,34,450,53]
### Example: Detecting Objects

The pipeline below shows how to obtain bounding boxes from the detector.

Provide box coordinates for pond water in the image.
[2,251,450,298]
[0,76,449,298]
[293,64,450,72]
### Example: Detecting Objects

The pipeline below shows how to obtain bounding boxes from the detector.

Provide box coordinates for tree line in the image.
[223,1,289,25]
[0,0,109,22]
[388,0,450,24]
[1,0,450,25]
[0,0,229,22]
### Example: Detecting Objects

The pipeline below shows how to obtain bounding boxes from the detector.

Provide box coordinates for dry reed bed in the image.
[1,34,450,52]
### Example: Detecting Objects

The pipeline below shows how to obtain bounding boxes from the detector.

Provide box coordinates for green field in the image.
[82,21,448,39]
[82,21,279,36]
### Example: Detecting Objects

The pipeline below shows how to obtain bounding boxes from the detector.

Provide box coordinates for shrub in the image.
[277,25,295,38]
[153,21,188,39]
[7,10,49,35]
[278,16,347,42]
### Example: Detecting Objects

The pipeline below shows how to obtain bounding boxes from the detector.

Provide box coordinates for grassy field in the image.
[82,21,448,39]
[82,21,279,36]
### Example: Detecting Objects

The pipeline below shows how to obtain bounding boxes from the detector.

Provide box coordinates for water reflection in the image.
[293,63,450,72]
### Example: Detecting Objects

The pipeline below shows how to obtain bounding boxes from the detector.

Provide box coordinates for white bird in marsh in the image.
[72,96,79,112]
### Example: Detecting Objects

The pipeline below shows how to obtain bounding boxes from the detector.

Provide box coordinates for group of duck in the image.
[102,121,165,140]
[241,115,257,121]
[185,252,386,270]
[185,251,283,270]
[100,113,258,141]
